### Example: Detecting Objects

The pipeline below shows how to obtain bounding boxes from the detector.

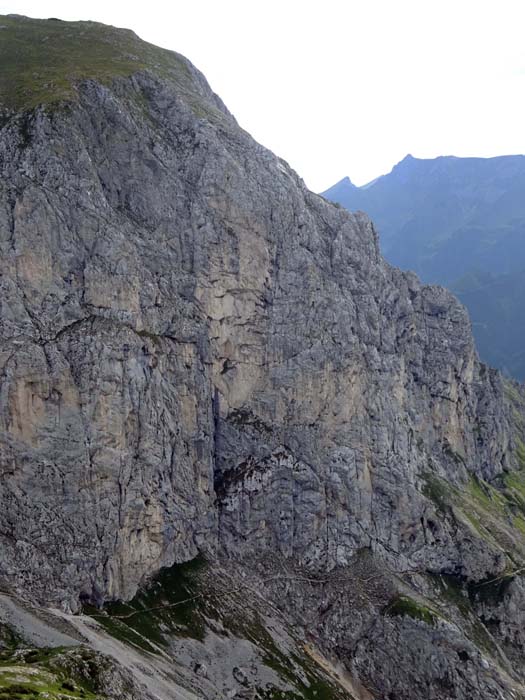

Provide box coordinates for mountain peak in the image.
[335,175,357,188]
[393,153,418,170]
[320,175,357,200]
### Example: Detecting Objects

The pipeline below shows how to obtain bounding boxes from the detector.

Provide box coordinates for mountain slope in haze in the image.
[453,268,525,378]
[4,14,525,700]
[322,154,525,379]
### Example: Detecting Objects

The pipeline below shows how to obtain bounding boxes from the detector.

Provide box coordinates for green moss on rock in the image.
[384,595,439,626]
[427,573,501,658]
[503,470,525,509]
[422,473,457,513]
[423,471,525,561]
[515,438,525,469]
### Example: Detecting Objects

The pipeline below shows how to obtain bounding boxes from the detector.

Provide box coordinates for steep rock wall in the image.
[1,17,525,699]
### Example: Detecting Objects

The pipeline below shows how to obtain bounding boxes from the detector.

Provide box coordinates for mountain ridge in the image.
[322,152,525,379]
[2,15,525,700]
[332,152,525,189]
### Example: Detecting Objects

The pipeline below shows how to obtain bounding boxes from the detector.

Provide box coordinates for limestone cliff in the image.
[1,14,525,700]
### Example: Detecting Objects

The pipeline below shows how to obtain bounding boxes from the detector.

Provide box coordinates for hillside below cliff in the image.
[2,15,525,700]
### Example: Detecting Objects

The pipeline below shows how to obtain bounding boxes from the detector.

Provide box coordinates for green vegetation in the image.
[384,595,439,626]
[227,617,345,700]
[386,576,501,660]
[422,472,525,558]
[430,573,471,616]
[504,380,524,408]
[421,463,525,669]
[516,438,525,469]
[0,667,94,698]
[428,573,500,657]
[422,473,458,513]
[422,469,525,662]
[503,468,525,503]
[84,556,346,700]
[0,631,103,699]
[84,556,207,653]
[81,605,161,655]
[0,14,220,115]
[502,379,525,468]
[0,624,20,658]
[467,475,510,516]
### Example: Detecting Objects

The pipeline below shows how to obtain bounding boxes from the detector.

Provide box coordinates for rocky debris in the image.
[193,662,208,678]
[0,574,356,700]
[0,593,84,648]
[1,14,525,700]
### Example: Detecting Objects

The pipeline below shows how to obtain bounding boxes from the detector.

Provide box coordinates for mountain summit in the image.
[2,15,525,700]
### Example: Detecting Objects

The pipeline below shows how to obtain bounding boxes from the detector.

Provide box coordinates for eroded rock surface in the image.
[1,14,525,700]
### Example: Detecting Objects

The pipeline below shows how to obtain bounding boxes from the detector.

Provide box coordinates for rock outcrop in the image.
[1,14,525,700]
[321,155,525,380]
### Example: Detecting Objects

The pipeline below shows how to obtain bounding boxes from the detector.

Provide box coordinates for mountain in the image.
[2,14,525,700]
[322,154,525,379]
[453,269,525,378]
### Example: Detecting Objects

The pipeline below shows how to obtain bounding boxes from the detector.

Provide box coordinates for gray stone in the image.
[2,15,525,700]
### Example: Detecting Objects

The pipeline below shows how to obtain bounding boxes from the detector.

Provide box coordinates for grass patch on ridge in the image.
[0,14,214,112]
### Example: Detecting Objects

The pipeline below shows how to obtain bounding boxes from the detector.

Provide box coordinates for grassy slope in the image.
[84,558,352,700]
[0,14,200,110]
[422,469,525,564]
[0,635,106,699]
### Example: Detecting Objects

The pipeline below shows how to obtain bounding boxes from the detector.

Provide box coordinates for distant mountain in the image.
[454,268,525,379]
[322,154,525,379]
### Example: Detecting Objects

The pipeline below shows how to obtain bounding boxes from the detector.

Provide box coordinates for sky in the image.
[1,0,524,191]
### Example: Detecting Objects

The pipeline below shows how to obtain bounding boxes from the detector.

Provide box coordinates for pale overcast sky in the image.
[1,0,524,191]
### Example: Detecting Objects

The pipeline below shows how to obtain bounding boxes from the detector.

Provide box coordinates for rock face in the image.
[321,155,525,380]
[2,14,525,700]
